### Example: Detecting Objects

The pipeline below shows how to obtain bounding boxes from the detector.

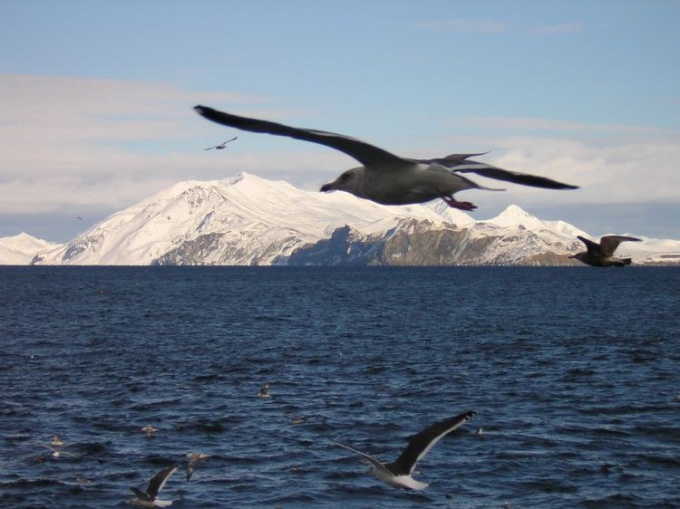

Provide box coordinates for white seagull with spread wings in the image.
[335,410,475,490]
[194,105,577,210]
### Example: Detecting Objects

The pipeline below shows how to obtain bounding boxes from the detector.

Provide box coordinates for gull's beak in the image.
[320,174,347,193]
[320,179,341,193]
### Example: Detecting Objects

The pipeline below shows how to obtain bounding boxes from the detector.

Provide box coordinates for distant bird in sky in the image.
[204,136,238,150]
[128,465,178,507]
[185,453,210,481]
[334,410,475,490]
[570,235,641,267]
[194,105,577,211]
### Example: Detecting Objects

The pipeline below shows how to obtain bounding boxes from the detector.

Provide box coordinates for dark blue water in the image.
[1,267,679,508]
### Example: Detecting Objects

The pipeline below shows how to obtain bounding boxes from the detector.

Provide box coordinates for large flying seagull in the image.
[195,105,578,210]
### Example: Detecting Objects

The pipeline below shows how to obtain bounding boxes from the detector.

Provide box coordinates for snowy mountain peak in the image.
[6,173,679,266]
[487,205,544,229]
[0,233,60,265]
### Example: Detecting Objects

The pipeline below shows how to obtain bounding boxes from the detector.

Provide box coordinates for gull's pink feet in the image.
[442,196,477,211]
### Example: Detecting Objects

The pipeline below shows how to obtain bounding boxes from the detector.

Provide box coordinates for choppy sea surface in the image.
[1,266,679,509]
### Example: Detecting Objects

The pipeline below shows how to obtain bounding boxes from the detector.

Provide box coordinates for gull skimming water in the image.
[194,105,577,210]
[41,444,76,459]
[185,453,210,481]
[128,465,178,507]
[141,425,158,440]
[570,235,641,267]
[335,410,475,490]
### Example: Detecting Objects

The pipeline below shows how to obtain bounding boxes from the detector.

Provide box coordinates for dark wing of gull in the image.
[194,105,405,167]
[146,465,178,499]
[386,410,475,476]
[130,488,150,501]
[421,154,578,190]
[577,236,606,257]
[599,235,641,257]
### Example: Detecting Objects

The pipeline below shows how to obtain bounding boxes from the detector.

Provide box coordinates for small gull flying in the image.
[128,465,178,507]
[570,235,641,267]
[194,105,577,210]
[141,425,158,440]
[185,453,210,481]
[41,444,76,458]
[335,410,475,490]
[204,136,238,150]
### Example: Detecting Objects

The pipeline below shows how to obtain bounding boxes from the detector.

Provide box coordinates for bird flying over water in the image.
[570,235,641,267]
[204,136,238,150]
[41,444,76,458]
[194,105,577,210]
[334,410,475,490]
[128,465,178,507]
[141,424,158,440]
[185,453,210,481]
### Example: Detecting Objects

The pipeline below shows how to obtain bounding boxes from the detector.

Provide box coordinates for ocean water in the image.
[1,266,679,509]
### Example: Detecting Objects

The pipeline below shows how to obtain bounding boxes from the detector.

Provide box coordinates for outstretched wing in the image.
[421,154,578,190]
[388,410,475,476]
[333,441,386,472]
[131,487,150,501]
[194,105,404,167]
[599,235,641,257]
[577,236,606,257]
[146,465,178,499]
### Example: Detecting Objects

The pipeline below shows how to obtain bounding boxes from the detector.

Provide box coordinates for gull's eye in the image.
[339,171,353,182]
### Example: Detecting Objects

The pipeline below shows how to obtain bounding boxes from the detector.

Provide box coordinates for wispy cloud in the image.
[1,75,678,232]
[0,74,279,213]
[462,135,680,207]
[530,22,585,35]
[459,116,671,136]
[416,19,584,36]
[416,18,507,34]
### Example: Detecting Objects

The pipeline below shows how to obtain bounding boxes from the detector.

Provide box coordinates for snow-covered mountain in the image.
[0,233,60,265]
[30,173,455,266]
[13,172,680,266]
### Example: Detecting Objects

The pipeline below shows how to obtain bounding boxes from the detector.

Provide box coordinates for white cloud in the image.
[471,135,680,206]
[1,74,678,226]
[0,74,321,213]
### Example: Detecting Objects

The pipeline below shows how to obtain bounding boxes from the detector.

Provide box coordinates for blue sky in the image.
[1,0,679,242]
